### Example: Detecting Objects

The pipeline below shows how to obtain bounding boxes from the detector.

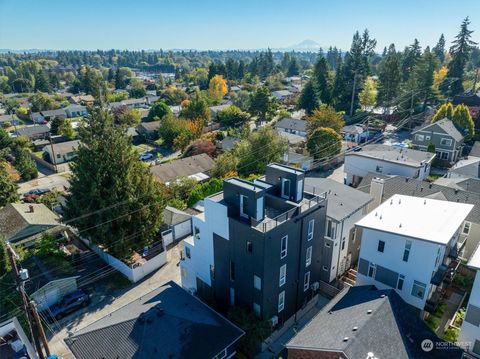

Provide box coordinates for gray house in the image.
[181,164,328,324]
[412,118,464,163]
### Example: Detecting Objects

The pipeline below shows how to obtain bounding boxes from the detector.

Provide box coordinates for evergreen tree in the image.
[59,119,75,140]
[287,57,300,77]
[312,56,331,104]
[442,17,478,96]
[34,70,52,93]
[63,107,166,259]
[148,100,172,121]
[402,39,422,81]
[0,239,9,276]
[453,104,475,140]
[0,163,19,207]
[249,86,276,121]
[297,81,319,115]
[433,34,446,63]
[414,48,440,110]
[358,77,377,110]
[307,127,342,160]
[377,44,402,107]
[432,102,454,122]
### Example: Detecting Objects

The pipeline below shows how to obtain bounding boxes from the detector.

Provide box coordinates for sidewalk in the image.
[256,295,330,359]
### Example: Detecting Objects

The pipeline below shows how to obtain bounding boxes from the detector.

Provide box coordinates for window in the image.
[441,152,449,160]
[240,195,248,218]
[281,178,291,198]
[254,275,262,290]
[435,247,441,267]
[397,275,405,290]
[325,242,331,248]
[278,291,285,312]
[304,271,311,291]
[322,265,328,271]
[341,239,346,250]
[279,264,286,287]
[253,303,261,317]
[411,280,426,299]
[230,287,235,306]
[440,138,452,146]
[326,219,335,238]
[377,240,385,253]
[280,235,288,258]
[306,246,312,267]
[463,222,472,235]
[426,135,431,141]
[193,226,200,240]
[368,262,376,278]
[185,246,191,259]
[230,261,235,281]
[307,219,315,241]
[376,165,383,173]
[246,241,253,253]
[403,240,412,262]
[415,134,425,142]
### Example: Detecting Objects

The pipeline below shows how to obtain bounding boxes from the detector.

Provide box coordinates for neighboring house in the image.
[272,90,294,102]
[64,104,88,118]
[357,173,480,261]
[286,285,463,359]
[217,136,239,152]
[161,206,192,247]
[355,194,473,312]
[447,156,480,179]
[0,114,19,127]
[283,152,313,171]
[121,98,148,109]
[146,95,160,105]
[169,105,181,117]
[471,141,480,158]
[40,108,67,120]
[342,124,367,143]
[0,317,37,359]
[209,104,231,120]
[305,178,373,283]
[136,120,160,139]
[275,117,307,137]
[31,112,46,124]
[150,154,215,184]
[460,244,480,357]
[276,130,306,145]
[64,281,244,359]
[126,126,141,144]
[181,164,328,323]
[0,203,61,245]
[43,140,80,165]
[70,94,95,105]
[30,276,79,311]
[412,118,464,163]
[344,144,435,186]
[14,125,51,140]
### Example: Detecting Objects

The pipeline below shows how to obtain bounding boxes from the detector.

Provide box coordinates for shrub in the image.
[443,327,460,343]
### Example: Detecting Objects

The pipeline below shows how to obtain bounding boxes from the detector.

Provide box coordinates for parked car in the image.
[24,188,51,197]
[47,290,90,320]
[139,152,154,161]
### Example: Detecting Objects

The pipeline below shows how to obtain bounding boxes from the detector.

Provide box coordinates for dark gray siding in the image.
[465,304,480,326]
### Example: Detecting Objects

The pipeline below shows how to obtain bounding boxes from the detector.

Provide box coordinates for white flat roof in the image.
[469,244,480,270]
[355,194,473,245]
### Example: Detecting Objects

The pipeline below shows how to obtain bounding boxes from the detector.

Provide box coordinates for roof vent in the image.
[343,337,349,342]
[380,294,386,298]
[399,223,402,228]
[424,199,426,205]
[352,326,358,331]
[375,212,378,216]
[390,199,393,205]
[367,310,373,314]
[379,215,382,220]
[429,183,433,189]
[398,198,401,204]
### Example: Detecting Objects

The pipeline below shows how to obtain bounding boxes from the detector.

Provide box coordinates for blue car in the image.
[48,290,90,320]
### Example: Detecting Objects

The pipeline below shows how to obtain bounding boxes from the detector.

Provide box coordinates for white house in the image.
[344,144,435,186]
[460,244,480,356]
[355,194,473,312]
[43,140,80,165]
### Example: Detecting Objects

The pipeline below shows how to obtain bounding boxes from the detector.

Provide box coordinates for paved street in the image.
[47,242,183,358]
[18,172,71,194]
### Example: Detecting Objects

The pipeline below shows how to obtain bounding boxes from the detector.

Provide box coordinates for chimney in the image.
[29,205,34,213]
[368,178,385,212]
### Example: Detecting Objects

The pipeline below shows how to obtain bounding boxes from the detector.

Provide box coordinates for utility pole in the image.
[48,133,58,173]
[6,243,47,359]
[30,300,51,357]
[349,72,358,117]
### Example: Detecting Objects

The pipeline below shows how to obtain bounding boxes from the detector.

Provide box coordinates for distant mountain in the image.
[286,39,322,52]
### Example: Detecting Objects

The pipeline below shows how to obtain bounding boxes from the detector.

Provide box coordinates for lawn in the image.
[133,143,155,154]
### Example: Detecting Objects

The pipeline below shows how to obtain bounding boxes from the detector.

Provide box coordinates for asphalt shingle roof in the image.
[286,286,463,359]
[64,281,244,359]
[305,178,373,221]
[275,117,307,133]
[15,125,50,137]
[150,154,215,183]
[413,118,464,142]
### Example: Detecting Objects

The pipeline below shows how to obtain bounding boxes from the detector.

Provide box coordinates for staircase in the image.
[342,268,357,287]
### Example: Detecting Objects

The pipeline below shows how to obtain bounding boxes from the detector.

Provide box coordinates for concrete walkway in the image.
[256,295,330,359]
[47,242,182,358]
[436,290,464,338]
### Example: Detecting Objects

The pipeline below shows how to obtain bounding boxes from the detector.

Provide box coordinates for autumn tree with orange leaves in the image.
[208,75,228,104]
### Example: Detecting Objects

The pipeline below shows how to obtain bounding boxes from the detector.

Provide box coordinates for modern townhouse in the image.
[355,194,473,312]
[181,164,327,324]
[305,178,373,283]
[344,144,435,187]
[412,118,464,163]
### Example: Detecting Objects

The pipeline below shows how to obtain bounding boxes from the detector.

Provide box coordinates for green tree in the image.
[29,92,59,112]
[217,105,249,127]
[113,107,142,127]
[432,102,454,122]
[34,70,52,93]
[186,178,223,207]
[312,56,331,104]
[297,81,319,115]
[0,163,19,207]
[249,86,276,122]
[402,39,422,82]
[180,92,210,124]
[358,77,377,110]
[306,105,345,133]
[453,104,475,140]
[59,119,75,140]
[114,67,133,89]
[211,151,238,178]
[377,45,402,107]
[307,127,342,160]
[63,107,166,259]
[433,34,446,63]
[415,48,440,110]
[158,115,192,148]
[15,148,38,181]
[148,100,172,121]
[427,143,436,153]
[442,17,478,96]
[0,240,9,276]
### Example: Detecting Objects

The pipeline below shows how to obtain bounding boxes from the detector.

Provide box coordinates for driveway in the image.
[46,242,183,358]
[18,172,71,195]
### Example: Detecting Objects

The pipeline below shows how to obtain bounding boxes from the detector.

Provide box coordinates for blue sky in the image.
[1,0,479,51]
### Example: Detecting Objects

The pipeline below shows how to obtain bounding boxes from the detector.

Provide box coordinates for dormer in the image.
[265,163,305,203]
